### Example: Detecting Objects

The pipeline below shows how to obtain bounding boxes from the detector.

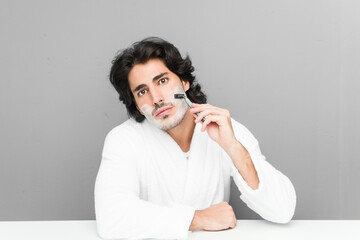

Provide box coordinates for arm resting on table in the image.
[94,128,195,239]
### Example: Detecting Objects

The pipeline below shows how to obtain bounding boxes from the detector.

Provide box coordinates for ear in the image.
[182,80,190,92]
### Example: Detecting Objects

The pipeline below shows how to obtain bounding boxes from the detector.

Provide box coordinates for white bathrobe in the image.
[94,118,296,239]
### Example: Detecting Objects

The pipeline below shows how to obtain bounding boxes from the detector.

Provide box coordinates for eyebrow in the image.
[132,72,169,93]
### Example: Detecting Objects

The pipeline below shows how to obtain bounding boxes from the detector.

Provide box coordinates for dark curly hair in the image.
[109,37,207,122]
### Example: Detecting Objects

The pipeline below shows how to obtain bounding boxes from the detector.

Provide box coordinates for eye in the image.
[138,89,148,96]
[158,78,168,85]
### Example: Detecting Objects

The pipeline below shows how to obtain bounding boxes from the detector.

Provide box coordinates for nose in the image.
[151,88,164,105]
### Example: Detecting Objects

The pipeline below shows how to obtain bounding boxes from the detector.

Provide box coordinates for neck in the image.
[166,109,195,152]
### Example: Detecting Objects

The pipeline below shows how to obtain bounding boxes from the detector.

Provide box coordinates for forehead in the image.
[128,59,170,89]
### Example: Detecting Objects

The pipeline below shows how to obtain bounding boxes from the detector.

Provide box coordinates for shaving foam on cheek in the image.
[139,84,189,131]
[170,84,188,115]
[139,83,184,116]
[168,84,185,103]
[139,104,152,116]
[140,104,164,129]
[171,84,191,106]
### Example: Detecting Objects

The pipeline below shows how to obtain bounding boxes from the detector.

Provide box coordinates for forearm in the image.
[95,193,195,239]
[225,141,259,190]
[228,141,296,223]
[95,153,195,239]
[232,157,297,223]
[225,119,296,223]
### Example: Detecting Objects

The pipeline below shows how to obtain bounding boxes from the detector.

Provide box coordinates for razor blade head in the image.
[174,94,185,99]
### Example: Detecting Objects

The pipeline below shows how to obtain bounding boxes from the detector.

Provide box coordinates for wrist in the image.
[225,140,248,159]
[189,210,204,231]
[222,137,239,154]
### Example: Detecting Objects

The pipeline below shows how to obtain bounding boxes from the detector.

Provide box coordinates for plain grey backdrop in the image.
[1,0,359,221]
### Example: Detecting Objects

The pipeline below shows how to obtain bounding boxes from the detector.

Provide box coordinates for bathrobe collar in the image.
[140,119,224,208]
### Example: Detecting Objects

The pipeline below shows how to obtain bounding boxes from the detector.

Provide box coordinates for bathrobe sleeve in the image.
[94,125,195,239]
[228,119,297,224]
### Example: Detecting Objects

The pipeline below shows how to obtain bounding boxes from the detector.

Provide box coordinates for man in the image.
[94,37,296,239]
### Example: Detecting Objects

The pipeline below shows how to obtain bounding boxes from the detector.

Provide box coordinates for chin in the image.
[147,102,188,131]
[148,113,184,131]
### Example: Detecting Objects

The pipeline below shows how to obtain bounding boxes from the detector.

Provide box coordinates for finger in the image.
[192,113,207,123]
[190,104,213,114]
[194,109,223,123]
[201,115,213,132]
[190,102,214,110]
[191,102,209,108]
[191,106,224,117]
[201,115,221,132]
[191,105,229,116]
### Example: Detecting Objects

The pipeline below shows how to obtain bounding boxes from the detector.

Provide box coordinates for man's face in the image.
[128,58,190,131]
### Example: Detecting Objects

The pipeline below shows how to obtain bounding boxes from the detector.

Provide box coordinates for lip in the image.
[155,107,173,117]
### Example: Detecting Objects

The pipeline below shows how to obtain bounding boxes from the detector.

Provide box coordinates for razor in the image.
[174,94,206,122]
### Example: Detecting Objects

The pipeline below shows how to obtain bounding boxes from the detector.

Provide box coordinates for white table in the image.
[0,220,359,240]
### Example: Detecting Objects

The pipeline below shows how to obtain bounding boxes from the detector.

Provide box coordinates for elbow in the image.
[274,175,297,224]
[96,218,128,240]
[95,212,130,239]
[272,208,295,224]
[270,188,297,224]
[96,218,117,240]
[96,228,112,240]
[96,223,111,240]
[263,202,295,224]
[94,195,141,239]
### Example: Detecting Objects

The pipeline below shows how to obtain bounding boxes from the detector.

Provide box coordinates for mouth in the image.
[155,107,173,118]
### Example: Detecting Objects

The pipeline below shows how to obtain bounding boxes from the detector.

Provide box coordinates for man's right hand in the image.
[189,201,237,231]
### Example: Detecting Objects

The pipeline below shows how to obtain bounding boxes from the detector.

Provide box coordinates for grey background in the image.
[1,0,359,221]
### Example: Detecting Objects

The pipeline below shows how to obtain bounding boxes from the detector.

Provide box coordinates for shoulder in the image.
[103,118,144,149]
[106,118,143,139]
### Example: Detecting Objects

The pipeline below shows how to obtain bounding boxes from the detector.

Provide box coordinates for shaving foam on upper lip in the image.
[138,84,189,130]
